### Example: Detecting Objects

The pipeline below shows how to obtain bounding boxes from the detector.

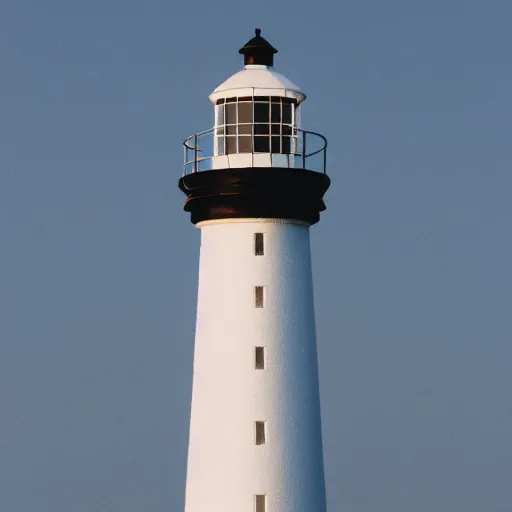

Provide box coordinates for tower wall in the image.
[184,218,327,512]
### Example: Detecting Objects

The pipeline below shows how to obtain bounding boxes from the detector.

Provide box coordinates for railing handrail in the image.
[182,126,328,175]
[183,127,215,151]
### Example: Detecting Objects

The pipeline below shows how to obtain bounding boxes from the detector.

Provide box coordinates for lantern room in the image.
[183,29,327,174]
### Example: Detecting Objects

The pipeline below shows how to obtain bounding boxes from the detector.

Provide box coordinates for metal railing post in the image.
[302,130,306,169]
[194,134,198,173]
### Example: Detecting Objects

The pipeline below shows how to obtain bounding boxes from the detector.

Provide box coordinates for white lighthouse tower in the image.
[180,29,330,512]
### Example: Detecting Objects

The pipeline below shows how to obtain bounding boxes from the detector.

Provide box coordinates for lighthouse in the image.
[179,29,330,512]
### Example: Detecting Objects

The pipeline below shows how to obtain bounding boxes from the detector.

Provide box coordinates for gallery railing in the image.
[183,127,327,176]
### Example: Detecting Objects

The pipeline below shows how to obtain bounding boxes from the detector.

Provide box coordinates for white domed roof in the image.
[209,65,306,104]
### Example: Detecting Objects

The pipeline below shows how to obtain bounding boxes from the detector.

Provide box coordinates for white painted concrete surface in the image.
[184,218,326,512]
[209,64,306,104]
[211,153,296,170]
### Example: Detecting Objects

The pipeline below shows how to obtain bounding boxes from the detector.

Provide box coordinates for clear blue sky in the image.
[1,0,511,510]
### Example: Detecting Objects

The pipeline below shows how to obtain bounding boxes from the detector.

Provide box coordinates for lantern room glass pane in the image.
[254,136,270,153]
[216,105,224,125]
[217,136,225,155]
[225,103,237,124]
[254,102,269,123]
[254,124,269,135]
[238,136,252,153]
[282,103,292,124]
[282,136,291,154]
[271,136,280,153]
[226,125,236,135]
[238,124,252,135]
[271,103,281,123]
[226,136,237,154]
[238,102,253,123]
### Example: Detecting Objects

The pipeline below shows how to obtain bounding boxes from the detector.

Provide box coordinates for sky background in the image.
[1,0,512,510]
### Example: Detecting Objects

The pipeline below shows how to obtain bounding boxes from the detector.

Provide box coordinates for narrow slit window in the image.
[254,286,265,308]
[255,421,266,445]
[254,233,264,256]
[255,495,267,512]
[255,347,265,369]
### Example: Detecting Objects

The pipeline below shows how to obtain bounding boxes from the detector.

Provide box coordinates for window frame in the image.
[255,421,266,445]
[255,494,267,512]
[254,286,265,308]
[254,232,264,256]
[254,346,266,370]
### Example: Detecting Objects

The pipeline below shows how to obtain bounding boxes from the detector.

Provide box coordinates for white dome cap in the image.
[209,64,306,105]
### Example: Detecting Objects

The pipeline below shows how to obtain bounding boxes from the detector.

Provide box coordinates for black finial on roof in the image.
[239,28,278,67]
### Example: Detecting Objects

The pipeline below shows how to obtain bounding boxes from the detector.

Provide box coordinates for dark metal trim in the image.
[179,167,330,225]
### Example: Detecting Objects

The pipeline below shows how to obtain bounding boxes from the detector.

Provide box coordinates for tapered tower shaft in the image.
[185,220,326,511]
